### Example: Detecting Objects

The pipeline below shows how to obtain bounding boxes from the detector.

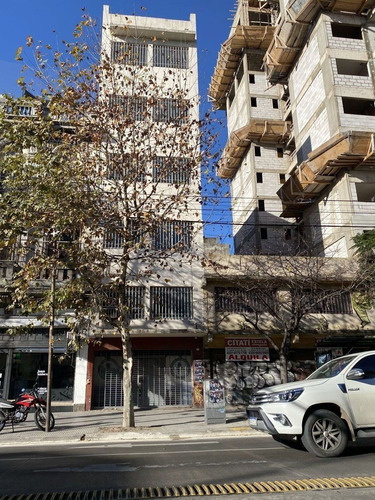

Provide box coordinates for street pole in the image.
[46,266,56,432]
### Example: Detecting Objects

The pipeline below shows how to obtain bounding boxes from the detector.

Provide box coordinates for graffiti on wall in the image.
[214,359,316,406]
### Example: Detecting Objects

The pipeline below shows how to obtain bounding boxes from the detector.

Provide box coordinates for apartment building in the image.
[206,0,375,400]
[0,7,205,411]
[210,0,375,258]
[209,1,297,255]
[74,6,205,411]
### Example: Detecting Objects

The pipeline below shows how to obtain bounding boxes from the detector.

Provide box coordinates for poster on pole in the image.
[225,338,270,362]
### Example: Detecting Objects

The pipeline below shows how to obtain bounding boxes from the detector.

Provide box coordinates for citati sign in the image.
[225,338,270,362]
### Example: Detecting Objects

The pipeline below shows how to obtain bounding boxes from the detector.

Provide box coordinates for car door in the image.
[346,354,375,427]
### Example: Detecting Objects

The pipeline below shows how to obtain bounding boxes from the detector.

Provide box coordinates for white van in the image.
[247,351,375,457]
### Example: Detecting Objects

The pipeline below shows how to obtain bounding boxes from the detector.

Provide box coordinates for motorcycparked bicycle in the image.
[0,385,55,431]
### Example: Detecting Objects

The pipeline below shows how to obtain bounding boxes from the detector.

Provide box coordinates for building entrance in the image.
[92,350,193,408]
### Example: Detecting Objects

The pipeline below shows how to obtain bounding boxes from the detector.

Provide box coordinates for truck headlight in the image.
[268,388,304,403]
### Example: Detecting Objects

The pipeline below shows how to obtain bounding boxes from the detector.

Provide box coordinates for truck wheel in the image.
[301,409,348,458]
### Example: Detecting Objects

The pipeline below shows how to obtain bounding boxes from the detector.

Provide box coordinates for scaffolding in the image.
[209,1,279,109]
[277,132,375,217]
[218,118,291,178]
[265,0,375,83]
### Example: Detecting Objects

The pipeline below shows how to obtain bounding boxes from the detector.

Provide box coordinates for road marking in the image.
[0,447,280,462]
[35,459,267,473]
[68,441,220,449]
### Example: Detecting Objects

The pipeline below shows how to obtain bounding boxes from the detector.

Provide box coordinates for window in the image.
[215,287,275,314]
[331,23,362,40]
[272,99,279,109]
[249,74,255,84]
[336,59,368,77]
[108,95,147,121]
[228,85,235,107]
[256,172,263,183]
[153,220,192,251]
[0,293,11,312]
[279,173,286,184]
[0,170,5,194]
[251,97,257,107]
[107,153,145,181]
[249,10,273,27]
[260,228,268,239]
[352,355,375,379]
[102,287,145,320]
[152,45,188,69]
[254,146,261,157]
[237,61,244,85]
[111,42,148,66]
[104,219,142,248]
[152,156,190,184]
[258,199,265,211]
[150,287,193,319]
[104,222,124,249]
[298,290,353,314]
[277,148,284,158]
[342,97,375,116]
[152,98,188,124]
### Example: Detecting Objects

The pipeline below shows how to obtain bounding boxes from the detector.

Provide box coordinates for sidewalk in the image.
[0,407,260,445]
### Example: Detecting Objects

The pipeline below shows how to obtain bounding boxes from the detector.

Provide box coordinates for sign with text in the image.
[225,338,270,362]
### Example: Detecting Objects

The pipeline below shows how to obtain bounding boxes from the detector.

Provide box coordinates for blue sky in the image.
[0,1,233,247]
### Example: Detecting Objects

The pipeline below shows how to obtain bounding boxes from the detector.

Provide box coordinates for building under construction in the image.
[210,0,375,257]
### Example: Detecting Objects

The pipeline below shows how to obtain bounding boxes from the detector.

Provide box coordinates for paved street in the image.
[0,407,251,444]
[1,408,375,499]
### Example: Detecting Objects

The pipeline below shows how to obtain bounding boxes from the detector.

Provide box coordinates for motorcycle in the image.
[0,385,55,431]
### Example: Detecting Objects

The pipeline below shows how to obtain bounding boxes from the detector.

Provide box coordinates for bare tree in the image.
[0,14,219,426]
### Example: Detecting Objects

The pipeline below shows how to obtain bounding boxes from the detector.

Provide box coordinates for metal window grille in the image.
[18,105,34,116]
[103,219,142,248]
[152,98,188,124]
[215,287,275,314]
[107,153,145,181]
[111,42,148,66]
[104,221,124,248]
[152,156,190,184]
[150,287,193,319]
[153,221,192,251]
[102,287,145,320]
[108,95,147,121]
[152,45,188,69]
[0,171,5,194]
[301,290,353,314]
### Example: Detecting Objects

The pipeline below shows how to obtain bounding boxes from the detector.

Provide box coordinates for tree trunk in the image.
[279,351,288,384]
[121,329,135,428]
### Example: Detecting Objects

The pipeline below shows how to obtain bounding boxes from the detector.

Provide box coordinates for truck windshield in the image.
[308,355,354,379]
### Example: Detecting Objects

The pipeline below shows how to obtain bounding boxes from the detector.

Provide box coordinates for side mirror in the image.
[347,368,365,380]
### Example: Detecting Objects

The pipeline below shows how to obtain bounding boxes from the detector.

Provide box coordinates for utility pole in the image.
[45,265,56,432]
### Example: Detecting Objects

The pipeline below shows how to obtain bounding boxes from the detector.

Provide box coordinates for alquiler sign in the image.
[225,338,270,361]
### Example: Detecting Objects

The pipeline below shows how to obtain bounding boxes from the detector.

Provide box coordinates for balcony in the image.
[277,131,375,217]
[264,0,375,84]
[209,2,277,110]
[218,118,291,179]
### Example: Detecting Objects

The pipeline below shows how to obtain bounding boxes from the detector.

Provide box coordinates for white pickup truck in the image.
[247,350,375,457]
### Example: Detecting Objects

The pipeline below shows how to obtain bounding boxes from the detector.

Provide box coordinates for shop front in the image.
[86,336,204,410]
[0,328,75,408]
[204,334,317,406]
